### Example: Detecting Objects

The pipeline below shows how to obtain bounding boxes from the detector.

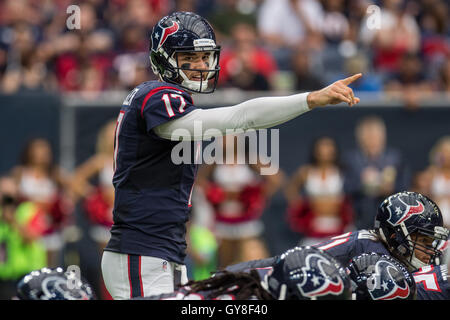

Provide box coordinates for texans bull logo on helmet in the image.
[386,194,425,226]
[151,21,180,51]
[367,259,411,300]
[41,276,90,300]
[296,253,344,298]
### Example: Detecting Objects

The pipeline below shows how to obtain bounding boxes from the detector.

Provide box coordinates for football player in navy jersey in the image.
[101,11,363,299]
[226,192,449,277]
[133,246,351,300]
[312,191,449,273]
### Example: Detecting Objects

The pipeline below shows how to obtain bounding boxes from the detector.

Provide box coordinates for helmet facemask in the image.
[150,39,221,94]
[406,226,448,269]
[379,223,449,271]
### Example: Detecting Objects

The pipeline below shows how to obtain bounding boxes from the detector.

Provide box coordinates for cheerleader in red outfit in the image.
[284,136,353,246]
[196,136,283,269]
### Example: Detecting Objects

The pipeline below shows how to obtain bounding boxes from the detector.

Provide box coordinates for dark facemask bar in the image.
[172,48,221,94]
[404,227,448,265]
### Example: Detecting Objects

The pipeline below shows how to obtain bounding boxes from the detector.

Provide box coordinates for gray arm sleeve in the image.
[153,92,310,141]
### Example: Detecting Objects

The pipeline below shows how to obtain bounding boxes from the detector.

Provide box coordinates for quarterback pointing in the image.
[101,11,362,299]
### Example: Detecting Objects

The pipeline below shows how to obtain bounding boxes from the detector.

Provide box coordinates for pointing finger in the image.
[341,73,362,86]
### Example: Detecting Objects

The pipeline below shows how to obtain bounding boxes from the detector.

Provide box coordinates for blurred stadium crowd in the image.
[0,0,448,100]
[0,0,449,299]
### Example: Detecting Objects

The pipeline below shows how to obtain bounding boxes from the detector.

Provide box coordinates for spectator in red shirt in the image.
[359,0,421,74]
[219,22,277,90]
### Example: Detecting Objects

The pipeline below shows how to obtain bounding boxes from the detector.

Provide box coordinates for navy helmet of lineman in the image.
[16,267,95,300]
[264,246,352,300]
[149,11,221,94]
[347,253,416,300]
[374,191,449,271]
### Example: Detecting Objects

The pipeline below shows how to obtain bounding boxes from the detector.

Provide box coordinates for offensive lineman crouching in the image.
[132,246,352,300]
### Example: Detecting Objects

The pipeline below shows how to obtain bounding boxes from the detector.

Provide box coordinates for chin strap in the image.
[377,227,387,244]
[179,70,209,92]
[410,254,428,270]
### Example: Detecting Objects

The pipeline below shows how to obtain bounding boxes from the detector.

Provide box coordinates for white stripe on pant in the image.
[101,251,188,300]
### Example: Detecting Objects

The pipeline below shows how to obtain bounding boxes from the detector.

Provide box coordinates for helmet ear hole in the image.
[163,70,173,78]
[397,244,407,255]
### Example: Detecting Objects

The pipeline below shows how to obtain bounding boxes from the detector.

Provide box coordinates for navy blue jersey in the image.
[414,265,450,300]
[312,230,391,267]
[104,81,199,264]
[225,230,391,276]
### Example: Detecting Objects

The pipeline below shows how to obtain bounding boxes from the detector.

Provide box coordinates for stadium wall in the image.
[1,91,449,268]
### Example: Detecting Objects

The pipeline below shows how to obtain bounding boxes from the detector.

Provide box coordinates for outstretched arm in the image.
[154,74,362,141]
